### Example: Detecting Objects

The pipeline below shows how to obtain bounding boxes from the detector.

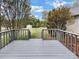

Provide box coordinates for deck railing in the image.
[0,29,31,49]
[41,29,79,56]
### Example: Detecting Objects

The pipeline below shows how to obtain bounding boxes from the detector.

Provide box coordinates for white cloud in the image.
[31,6,44,12]
[35,15,39,18]
[45,0,73,8]
[34,15,42,19]
[52,0,66,8]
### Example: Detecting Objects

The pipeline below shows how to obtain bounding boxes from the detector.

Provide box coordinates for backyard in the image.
[0,0,79,58]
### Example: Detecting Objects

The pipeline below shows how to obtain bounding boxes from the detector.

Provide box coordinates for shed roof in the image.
[70,6,79,16]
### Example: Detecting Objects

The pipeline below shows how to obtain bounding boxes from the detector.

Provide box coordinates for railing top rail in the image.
[0,28,30,33]
[42,29,79,36]
[0,30,12,33]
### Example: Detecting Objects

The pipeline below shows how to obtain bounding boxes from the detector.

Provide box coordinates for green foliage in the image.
[47,7,73,30]
[0,16,4,31]
[28,15,45,28]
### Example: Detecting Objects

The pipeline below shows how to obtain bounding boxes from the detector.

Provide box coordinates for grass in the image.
[15,30,29,40]
[29,28,42,38]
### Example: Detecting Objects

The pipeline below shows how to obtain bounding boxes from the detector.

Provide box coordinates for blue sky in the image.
[31,0,74,20]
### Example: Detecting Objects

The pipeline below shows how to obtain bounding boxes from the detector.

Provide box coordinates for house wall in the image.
[67,16,79,34]
[70,6,79,16]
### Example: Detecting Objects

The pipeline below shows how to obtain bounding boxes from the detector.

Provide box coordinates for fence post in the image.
[11,30,15,41]
[0,33,2,49]
[28,29,31,39]
[64,32,66,45]
[75,35,77,55]
[70,34,73,52]
[56,30,60,40]
[41,29,44,39]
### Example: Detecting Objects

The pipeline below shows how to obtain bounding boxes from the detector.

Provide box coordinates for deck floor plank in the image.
[0,39,78,59]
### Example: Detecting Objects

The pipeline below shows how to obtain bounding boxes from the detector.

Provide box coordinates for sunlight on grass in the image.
[30,28,42,38]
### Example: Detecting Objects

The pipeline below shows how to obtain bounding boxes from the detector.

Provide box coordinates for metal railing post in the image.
[11,30,15,41]
[0,33,2,49]
[28,29,31,39]
[41,29,44,39]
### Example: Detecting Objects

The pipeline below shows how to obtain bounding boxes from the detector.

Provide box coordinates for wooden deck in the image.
[0,39,78,59]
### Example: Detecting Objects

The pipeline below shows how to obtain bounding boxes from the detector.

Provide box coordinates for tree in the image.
[47,7,73,30]
[28,15,39,27]
[28,15,45,28]
[0,16,4,31]
[0,0,31,29]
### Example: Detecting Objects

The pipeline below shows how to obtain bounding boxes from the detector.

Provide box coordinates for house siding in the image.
[67,16,79,34]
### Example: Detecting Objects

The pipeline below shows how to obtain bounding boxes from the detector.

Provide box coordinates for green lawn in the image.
[29,28,43,38]
[28,28,50,39]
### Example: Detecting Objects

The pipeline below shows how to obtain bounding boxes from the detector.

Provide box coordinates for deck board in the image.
[0,39,78,59]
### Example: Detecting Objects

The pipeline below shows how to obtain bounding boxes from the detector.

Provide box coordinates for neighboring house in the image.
[67,5,79,34]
